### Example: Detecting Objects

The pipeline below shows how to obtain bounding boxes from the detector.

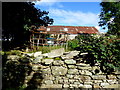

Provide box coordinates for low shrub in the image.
[68,39,79,50]
[76,34,120,74]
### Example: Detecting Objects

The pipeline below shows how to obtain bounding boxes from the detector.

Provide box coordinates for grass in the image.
[2,44,71,56]
[2,50,21,55]
[31,45,70,54]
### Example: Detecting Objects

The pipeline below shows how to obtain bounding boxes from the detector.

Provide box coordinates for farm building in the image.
[30,25,99,47]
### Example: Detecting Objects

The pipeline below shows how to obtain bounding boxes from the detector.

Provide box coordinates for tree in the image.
[99,2,120,36]
[2,2,53,50]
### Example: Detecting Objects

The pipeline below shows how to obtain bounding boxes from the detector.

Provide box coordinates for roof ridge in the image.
[48,25,95,27]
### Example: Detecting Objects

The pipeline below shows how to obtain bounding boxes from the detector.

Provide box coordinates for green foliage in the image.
[0,51,5,55]
[2,2,53,50]
[75,34,120,74]
[54,57,61,60]
[5,50,21,55]
[68,39,79,50]
[99,2,120,36]
[76,34,97,52]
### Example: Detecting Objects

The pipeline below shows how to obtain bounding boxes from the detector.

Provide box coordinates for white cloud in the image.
[48,8,108,32]
[95,26,108,33]
[34,0,64,9]
[34,0,59,6]
[49,8,100,26]
[95,26,100,30]
[34,0,101,2]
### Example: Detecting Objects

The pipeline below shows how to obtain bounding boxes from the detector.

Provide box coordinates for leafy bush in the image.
[76,34,120,74]
[68,39,79,50]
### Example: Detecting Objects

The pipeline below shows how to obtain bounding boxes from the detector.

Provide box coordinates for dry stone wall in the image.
[7,48,120,89]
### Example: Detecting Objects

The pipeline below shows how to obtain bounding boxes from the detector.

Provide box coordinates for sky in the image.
[34,1,107,33]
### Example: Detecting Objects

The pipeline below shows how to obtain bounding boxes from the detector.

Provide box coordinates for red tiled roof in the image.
[35,25,99,34]
[46,26,99,34]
